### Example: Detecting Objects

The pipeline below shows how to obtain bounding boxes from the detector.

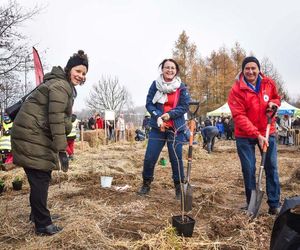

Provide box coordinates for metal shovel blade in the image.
[247,189,264,218]
[182,182,193,212]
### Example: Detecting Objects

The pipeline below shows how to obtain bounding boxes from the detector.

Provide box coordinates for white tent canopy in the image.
[207,100,300,117]
[277,100,300,116]
[207,103,231,117]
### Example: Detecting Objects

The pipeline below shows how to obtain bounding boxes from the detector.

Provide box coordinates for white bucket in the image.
[100,176,113,188]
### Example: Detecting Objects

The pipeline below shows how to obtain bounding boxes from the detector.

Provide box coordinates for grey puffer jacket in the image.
[11,66,75,171]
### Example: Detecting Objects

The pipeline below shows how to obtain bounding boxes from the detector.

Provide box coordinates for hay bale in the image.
[82,130,105,147]
[74,141,90,151]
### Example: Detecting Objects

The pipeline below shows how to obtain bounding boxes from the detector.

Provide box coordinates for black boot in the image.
[137,179,151,195]
[36,224,62,236]
[174,181,181,200]
[30,213,60,223]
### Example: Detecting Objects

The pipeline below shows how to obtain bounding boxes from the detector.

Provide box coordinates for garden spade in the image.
[173,101,199,237]
[182,120,195,212]
[247,148,267,218]
[247,106,277,218]
[181,101,199,213]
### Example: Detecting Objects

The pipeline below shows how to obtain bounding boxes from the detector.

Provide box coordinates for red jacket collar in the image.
[237,72,265,90]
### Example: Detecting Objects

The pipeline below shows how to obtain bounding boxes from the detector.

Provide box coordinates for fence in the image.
[290,129,300,146]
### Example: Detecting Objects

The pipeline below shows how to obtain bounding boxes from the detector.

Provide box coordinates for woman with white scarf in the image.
[137,59,190,200]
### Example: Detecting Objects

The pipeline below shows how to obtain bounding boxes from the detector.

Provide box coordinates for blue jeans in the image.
[142,128,185,182]
[236,136,280,208]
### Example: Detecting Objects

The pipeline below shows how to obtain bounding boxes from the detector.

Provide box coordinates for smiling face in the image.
[243,62,259,85]
[162,60,177,82]
[70,65,87,86]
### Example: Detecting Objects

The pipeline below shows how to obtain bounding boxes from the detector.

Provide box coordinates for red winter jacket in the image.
[228,73,281,138]
[95,117,104,129]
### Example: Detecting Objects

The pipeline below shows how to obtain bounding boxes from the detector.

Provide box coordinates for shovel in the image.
[247,106,277,218]
[181,101,200,212]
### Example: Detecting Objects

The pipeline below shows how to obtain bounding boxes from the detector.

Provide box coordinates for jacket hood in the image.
[43,66,67,82]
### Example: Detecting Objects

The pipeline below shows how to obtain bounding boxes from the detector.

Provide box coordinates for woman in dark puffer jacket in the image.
[11,50,88,235]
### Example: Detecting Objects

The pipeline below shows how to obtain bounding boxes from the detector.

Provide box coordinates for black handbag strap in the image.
[21,86,39,102]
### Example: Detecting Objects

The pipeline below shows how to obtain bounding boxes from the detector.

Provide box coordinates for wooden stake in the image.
[80,124,84,151]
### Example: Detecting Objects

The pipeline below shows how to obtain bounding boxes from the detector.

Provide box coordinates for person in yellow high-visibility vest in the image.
[2,116,13,132]
[1,116,13,163]
[0,131,11,163]
[66,114,79,160]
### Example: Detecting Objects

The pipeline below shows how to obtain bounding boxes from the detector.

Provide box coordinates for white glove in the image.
[157,117,163,127]
[161,113,170,121]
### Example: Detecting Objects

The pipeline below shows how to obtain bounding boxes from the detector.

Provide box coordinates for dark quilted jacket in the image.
[11,66,74,171]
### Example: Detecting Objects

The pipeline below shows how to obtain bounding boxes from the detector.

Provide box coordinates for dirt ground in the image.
[0,138,299,249]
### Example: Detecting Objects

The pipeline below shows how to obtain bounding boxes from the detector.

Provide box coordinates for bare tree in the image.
[260,57,289,100]
[0,1,42,118]
[0,0,41,76]
[290,95,300,108]
[0,72,23,108]
[86,76,130,115]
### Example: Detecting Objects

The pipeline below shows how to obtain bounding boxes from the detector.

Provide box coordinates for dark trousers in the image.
[24,168,52,228]
[143,128,185,182]
[226,130,233,140]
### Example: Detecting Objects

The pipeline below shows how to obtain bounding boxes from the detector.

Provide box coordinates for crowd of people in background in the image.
[196,112,300,148]
[60,97,299,156]
[200,114,235,140]
[2,109,299,168]
[77,112,136,142]
[276,114,300,146]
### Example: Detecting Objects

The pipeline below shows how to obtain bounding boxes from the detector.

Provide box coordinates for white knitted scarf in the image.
[152,74,181,104]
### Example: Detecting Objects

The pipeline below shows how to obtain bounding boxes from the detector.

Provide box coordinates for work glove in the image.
[161,113,170,121]
[267,102,278,111]
[58,151,69,172]
[157,117,163,127]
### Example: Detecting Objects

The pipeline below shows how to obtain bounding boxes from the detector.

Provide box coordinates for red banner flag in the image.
[32,47,44,86]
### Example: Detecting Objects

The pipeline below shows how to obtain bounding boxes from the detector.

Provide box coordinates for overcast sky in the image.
[18,0,300,112]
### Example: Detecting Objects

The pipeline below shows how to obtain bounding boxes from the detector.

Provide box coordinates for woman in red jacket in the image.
[228,56,281,215]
